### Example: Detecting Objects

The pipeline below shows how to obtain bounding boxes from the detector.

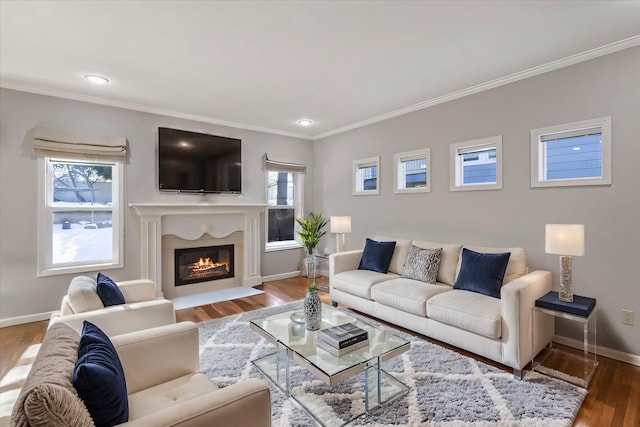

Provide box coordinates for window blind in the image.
[262,153,307,174]
[33,126,127,161]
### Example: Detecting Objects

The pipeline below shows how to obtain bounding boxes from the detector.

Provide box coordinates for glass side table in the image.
[312,253,330,292]
[531,291,598,388]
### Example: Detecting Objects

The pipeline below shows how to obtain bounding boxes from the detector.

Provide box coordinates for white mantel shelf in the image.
[129,203,266,297]
[129,203,266,216]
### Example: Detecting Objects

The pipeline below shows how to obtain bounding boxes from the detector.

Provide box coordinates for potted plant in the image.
[296,212,328,257]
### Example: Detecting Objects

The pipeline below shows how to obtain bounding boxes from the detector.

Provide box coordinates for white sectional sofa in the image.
[329,236,554,377]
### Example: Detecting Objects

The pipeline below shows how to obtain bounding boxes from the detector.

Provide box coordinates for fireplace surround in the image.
[129,203,265,298]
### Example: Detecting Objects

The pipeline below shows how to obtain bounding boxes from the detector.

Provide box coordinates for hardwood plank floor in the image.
[1,276,638,426]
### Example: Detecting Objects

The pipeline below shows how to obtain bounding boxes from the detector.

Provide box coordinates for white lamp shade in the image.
[545,224,585,256]
[330,216,351,233]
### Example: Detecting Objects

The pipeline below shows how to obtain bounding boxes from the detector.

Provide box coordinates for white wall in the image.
[313,46,640,356]
[0,89,312,320]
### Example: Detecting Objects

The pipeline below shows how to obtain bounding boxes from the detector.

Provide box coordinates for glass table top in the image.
[250,303,410,379]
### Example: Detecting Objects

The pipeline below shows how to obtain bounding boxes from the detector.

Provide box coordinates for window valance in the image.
[32,126,127,161]
[262,153,307,174]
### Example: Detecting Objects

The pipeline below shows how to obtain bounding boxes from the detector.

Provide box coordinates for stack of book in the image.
[317,322,369,356]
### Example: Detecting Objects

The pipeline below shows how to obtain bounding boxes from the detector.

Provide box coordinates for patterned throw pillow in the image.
[402,245,442,283]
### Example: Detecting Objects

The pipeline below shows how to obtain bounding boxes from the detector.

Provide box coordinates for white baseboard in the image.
[0,311,52,328]
[553,334,640,367]
[261,271,301,282]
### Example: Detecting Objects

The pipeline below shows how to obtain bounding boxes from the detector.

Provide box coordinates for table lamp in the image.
[330,216,351,253]
[545,224,585,302]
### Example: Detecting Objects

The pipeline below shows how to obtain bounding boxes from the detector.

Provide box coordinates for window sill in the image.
[265,241,303,252]
[37,261,122,277]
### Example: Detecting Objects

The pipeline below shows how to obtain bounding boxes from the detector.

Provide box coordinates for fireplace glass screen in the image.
[174,244,234,286]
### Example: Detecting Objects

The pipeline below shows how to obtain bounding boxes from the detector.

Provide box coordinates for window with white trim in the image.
[394,148,430,193]
[353,157,380,195]
[450,136,502,191]
[263,155,305,251]
[531,116,611,187]
[39,158,124,276]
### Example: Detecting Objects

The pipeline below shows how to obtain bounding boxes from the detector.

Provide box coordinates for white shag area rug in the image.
[199,301,587,426]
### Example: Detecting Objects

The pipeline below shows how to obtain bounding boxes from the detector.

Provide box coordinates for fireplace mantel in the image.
[129,203,266,297]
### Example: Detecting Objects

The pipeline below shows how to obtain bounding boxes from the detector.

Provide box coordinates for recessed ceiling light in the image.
[572,147,581,151]
[84,74,109,85]
[297,119,313,127]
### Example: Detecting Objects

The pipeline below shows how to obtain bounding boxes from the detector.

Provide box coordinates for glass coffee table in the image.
[250,304,410,426]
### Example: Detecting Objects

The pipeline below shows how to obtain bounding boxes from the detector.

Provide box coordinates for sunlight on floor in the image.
[0,343,42,422]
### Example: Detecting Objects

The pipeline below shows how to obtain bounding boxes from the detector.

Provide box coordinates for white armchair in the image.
[50,276,175,336]
[12,322,272,426]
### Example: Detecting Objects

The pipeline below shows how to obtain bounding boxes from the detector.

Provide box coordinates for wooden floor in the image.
[1,276,638,426]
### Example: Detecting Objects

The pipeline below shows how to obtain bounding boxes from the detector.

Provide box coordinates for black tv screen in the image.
[158,127,241,194]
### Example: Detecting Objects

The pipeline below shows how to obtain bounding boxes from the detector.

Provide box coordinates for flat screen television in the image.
[158,127,242,194]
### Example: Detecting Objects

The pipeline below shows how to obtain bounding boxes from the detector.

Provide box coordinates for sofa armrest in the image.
[500,270,553,370]
[49,299,175,336]
[117,279,157,302]
[122,378,271,427]
[329,250,363,276]
[112,322,199,394]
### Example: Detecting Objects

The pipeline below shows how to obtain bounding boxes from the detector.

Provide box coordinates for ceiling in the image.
[1,1,639,140]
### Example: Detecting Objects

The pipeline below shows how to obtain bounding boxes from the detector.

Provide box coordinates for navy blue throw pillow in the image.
[358,238,396,273]
[73,321,128,427]
[96,272,125,306]
[453,248,511,299]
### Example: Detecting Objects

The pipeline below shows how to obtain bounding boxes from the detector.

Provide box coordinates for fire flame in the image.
[190,257,229,273]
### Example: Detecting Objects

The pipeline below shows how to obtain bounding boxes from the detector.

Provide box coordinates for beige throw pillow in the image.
[67,276,103,314]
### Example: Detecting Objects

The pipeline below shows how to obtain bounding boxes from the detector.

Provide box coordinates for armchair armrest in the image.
[122,378,271,427]
[117,279,157,302]
[501,270,553,370]
[112,322,199,394]
[329,250,363,276]
[49,299,175,336]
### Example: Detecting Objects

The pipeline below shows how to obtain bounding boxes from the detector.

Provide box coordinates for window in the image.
[38,158,123,276]
[263,155,305,251]
[531,117,611,187]
[450,136,503,191]
[353,157,380,195]
[394,148,431,193]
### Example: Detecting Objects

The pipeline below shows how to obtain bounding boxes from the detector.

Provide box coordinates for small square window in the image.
[394,148,430,194]
[353,157,380,195]
[450,136,502,191]
[531,117,611,187]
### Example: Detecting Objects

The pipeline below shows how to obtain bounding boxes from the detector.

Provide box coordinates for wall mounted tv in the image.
[158,127,242,194]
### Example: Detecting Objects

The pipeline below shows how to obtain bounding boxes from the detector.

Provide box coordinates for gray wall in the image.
[313,46,640,356]
[0,89,312,320]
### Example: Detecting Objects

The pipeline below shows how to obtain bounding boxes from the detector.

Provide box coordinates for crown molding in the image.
[313,34,640,140]
[2,35,638,142]
[0,79,313,140]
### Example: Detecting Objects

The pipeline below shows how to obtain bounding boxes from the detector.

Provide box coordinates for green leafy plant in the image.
[307,283,318,293]
[296,212,328,255]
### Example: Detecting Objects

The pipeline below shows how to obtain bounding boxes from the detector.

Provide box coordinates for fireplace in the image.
[174,244,234,286]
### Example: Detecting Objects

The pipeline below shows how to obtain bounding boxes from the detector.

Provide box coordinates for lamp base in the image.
[335,233,345,253]
[558,255,573,302]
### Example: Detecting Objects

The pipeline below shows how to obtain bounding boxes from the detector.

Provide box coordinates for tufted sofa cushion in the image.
[127,373,218,419]
[11,322,95,427]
